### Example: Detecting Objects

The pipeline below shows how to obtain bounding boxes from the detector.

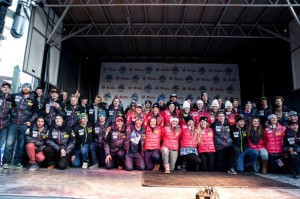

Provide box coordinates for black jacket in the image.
[94,121,110,148]
[103,124,126,155]
[0,91,13,129]
[65,105,85,129]
[211,119,232,150]
[10,92,39,125]
[230,125,248,152]
[87,103,108,125]
[25,124,48,152]
[283,128,300,153]
[107,105,125,125]
[41,97,66,127]
[73,123,94,149]
[46,123,76,154]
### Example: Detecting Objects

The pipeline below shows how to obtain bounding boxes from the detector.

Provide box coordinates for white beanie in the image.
[196,100,204,105]
[211,99,219,108]
[182,101,190,109]
[170,117,179,123]
[225,100,233,109]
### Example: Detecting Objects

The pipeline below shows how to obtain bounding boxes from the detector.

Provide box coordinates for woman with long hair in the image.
[247,117,268,174]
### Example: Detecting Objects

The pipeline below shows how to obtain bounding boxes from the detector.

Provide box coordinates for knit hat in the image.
[136,104,143,108]
[260,97,267,102]
[22,83,32,90]
[185,94,193,101]
[184,115,194,124]
[211,99,219,107]
[196,100,204,105]
[1,82,11,88]
[152,103,159,108]
[267,114,277,120]
[225,101,233,109]
[98,110,107,118]
[170,93,177,98]
[199,116,208,122]
[182,101,190,109]
[230,97,237,103]
[115,116,124,122]
[157,95,164,102]
[79,113,88,119]
[170,117,179,123]
[201,92,208,98]
[235,115,244,123]
[145,100,152,105]
[288,111,297,117]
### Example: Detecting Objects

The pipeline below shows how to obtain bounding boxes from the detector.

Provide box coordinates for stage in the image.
[0,167,299,199]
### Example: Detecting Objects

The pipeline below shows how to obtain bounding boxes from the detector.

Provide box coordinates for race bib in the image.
[67,111,72,116]
[89,109,94,114]
[233,132,239,138]
[79,129,84,136]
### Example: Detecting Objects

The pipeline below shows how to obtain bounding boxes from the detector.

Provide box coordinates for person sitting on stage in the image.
[44,115,76,170]
[25,116,48,171]
[72,113,95,169]
[144,117,162,171]
[161,117,182,173]
[211,111,237,175]
[89,110,110,168]
[143,103,164,128]
[283,120,300,179]
[191,100,206,127]
[103,116,126,170]
[179,116,201,171]
[247,117,269,174]
[230,115,259,172]
[124,116,146,171]
[197,116,216,172]
[264,114,287,174]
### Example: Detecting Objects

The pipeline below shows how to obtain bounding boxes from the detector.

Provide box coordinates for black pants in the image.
[180,153,201,171]
[268,153,288,174]
[105,149,125,169]
[216,145,237,171]
[287,152,300,174]
[199,152,215,171]
[44,146,71,170]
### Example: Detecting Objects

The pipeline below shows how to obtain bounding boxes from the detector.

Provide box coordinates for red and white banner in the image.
[99,63,240,108]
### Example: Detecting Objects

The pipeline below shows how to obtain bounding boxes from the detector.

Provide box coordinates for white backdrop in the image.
[99,63,241,107]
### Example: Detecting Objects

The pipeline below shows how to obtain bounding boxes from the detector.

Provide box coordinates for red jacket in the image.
[226,111,238,126]
[180,125,199,148]
[191,109,206,127]
[143,113,164,128]
[144,126,162,150]
[264,123,286,154]
[198,127,216,153]
[161,126,181,150]
[161,109,180,127]
[205,112,216,125]
[248,138,265,150]
[126,112,146,126]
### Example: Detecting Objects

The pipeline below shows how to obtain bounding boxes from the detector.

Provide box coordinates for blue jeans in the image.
[89,142,105,166]
[72,144,90,167]
[2,124,27,165]
[236,148,259,172]
[0,127,8,164]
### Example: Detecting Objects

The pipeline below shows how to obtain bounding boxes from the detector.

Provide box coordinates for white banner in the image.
[99,63,240,108]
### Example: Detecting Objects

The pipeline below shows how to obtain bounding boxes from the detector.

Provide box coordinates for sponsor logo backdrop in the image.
[99,63,240,108]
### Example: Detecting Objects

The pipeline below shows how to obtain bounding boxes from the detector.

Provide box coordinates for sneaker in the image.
[182,162,187,172]
[118,165,123,170]
[165,170,170,174]
[89,163,99,169]
[15,163,23,169]
[47,165,55,169]
[2,163,9,169]
[82,162,88,169]
[228,168,237,175]
[29,163,39,171]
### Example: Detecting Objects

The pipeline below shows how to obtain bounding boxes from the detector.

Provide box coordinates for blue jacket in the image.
[10,92,39,125]
[65,105,85,129]
[41,97,66,127]
[0,91,13,129]
[211,119,232,150]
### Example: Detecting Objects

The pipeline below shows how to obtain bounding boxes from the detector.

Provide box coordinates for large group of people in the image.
[0,82,299,179]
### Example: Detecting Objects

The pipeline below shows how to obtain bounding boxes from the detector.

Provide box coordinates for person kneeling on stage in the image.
[230,115,259,172]
[72,113,95,169]
[89,110,110,168]
[211,111,237,175]
[124,116,146,171]
[283,120,300,179]
[179,116,201,171]
[25,116,48,171]
[103,116,126,170]
[44,115,75,170]
[161,117,182,174]
[144,117,162,171]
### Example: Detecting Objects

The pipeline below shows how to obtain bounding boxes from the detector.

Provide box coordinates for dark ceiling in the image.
[44,0,300,61]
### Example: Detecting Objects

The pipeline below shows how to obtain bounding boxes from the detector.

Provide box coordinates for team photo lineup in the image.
[0,81,299,179]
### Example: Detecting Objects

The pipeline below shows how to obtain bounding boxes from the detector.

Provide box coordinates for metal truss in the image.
[44,0,300,8]
[60,23,288,39]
